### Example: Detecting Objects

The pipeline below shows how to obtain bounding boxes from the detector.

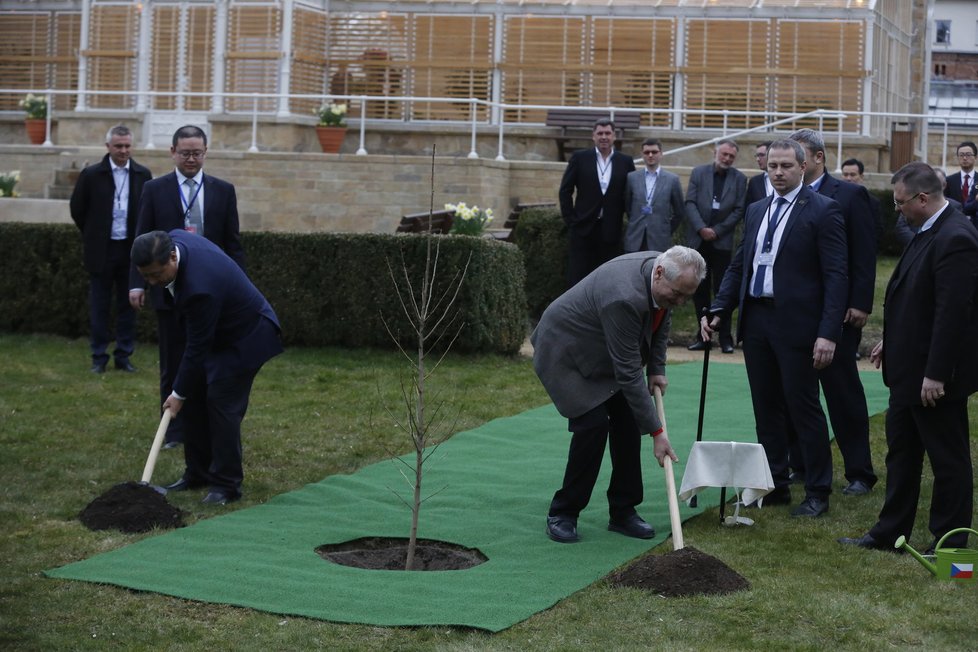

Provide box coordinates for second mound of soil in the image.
[609,546,750,597]
[79,481,185,533]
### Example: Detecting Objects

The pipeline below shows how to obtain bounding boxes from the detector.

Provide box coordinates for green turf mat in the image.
[46,362,888,631]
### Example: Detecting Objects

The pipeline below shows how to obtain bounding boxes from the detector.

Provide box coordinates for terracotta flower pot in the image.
[315,126,347,153]
[25,118,47,145]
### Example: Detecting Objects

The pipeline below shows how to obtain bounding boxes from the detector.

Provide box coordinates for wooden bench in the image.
[545,109,642,161]
[494,201,557,242]
[396,209,455,234]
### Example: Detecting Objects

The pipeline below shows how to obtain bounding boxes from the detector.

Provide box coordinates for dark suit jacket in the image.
[894,197,963,249]
[531,252,669,435]
[558,149,635,244]
[131,170,245,309]
[684,163,747,251]
[814,172,877,313]
[881,205,978,406]
[69,154,152,274]
[713,186,848,346]
[944,171,977,216]
[167,230,281,397]
[746,172,770,206]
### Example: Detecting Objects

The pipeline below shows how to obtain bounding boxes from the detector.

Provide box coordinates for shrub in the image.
[512,207,567,320]
[0,225,527,355]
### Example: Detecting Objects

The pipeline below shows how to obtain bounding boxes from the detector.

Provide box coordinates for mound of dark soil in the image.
[316,537,488,571]
[609,546,749,597]
[79,481,185,533]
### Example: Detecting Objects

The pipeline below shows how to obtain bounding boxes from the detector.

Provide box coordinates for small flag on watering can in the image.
[950,563,973,579]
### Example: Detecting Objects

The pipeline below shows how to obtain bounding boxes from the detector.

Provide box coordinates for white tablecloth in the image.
[679,441,775,507]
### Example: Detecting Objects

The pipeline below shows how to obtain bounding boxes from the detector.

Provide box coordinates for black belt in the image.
[746,296,775,307]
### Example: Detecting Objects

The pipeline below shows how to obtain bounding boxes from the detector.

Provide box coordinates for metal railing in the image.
[4,88,977,171]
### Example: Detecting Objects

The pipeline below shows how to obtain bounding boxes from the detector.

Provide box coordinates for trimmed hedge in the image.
[0,224,527,355]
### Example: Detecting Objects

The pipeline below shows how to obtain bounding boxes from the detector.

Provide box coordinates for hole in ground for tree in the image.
[316,537,488,571]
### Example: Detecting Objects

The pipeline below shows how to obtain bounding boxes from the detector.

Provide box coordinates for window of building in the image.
[935,20,951,45]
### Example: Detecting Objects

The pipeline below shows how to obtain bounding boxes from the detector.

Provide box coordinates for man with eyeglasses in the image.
[130,125,245,454]
[623,138,685,254]
[944,142,978,225]
[839,161,978,554]
[534,246,705,543]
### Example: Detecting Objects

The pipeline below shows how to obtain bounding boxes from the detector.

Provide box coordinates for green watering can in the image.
[895,528,978,582]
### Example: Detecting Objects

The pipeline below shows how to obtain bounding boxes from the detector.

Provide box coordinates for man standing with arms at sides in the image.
[944,141,978,224]
[842,157,883,242]
[70,124,152,374]
[745,141,773,205]
[132,230,282,505]
[786,130,878,496]
[130,125,245,452]
[534,246,704,543]
[839,162,978,553]
[685,139,747,354]
[702,139,848,517]
[558,119,635,287]
[623,139,685,253]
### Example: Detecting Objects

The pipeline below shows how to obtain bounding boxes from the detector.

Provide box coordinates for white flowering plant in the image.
[19,94,47,119]
[0,170,20,197]
[316,101,348,127]
[445,202,494,236]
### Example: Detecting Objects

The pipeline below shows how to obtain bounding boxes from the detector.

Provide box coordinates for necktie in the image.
[184,178,203,234]
[651,307,665,334]
[963,174,970,204]
[751,197,787,298]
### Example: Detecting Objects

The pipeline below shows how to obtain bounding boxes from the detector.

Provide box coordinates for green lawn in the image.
[2,273,976,651]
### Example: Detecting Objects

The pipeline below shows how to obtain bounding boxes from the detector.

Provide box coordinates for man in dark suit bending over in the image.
[558,119,635,287]
[130,125,245,448]
[840,162,978,553]
[533,246,705,543]
[702,139,848,518]
[132,230,282,505]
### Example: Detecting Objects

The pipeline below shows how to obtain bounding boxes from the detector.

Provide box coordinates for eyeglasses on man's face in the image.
[893,191,924,208]
[175,150,206,160]
[958,152,976,159]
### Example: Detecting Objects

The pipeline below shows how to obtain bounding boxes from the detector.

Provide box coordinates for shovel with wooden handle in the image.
[140,410,173,494]
[653,386,684,551]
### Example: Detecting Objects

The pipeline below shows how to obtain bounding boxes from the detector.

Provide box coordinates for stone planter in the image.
[25,118,47,145]
[315,125,347,153]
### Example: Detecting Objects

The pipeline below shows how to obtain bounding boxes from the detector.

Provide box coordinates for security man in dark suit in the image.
[785,129,878,496]
[745,141,773,206]
[130,125,245,448]
[132,229,282,505]
[558,119,635,287]
[840,162,978,553]
[69,124,152,373]
[702,139,848,518]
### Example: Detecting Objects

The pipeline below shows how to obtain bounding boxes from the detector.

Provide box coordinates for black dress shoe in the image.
[115,359,137,373]
[165,477,206,492]
[745,486,791,507]
[837,533,899,552]
[546,516,580,543]
[687,340,707,351]
[791,496,829,517]
[608,513,655,539]
[721,342,734,354]
[90,362,107,374]
[202,490,240,506]
[842,479,872,496]
[162,440,182,450]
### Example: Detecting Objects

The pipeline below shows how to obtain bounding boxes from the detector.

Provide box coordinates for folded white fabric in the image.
[678,441,775,507]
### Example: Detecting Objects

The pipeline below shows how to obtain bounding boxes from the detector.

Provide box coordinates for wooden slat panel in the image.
[226,4,281,112]
[150,5,180,111]
[409,15,493,121]
[502,16,586,123]
[186,6,216,112]
[0,12,78,112]
[290,5,328,116]
[88,3,139,109]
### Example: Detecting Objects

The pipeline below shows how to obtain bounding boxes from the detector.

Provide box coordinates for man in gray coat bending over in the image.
[532,246,705,543]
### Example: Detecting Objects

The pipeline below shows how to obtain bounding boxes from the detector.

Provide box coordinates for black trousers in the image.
[567,229,620,288]
[787,323,876,486]
[181,367,259,496]
[549,391,644,521]
[693,242,732,340]
[157,309,186,444]
[741,300,833,499]
[88,239,135,365]
[870,397,973,549]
